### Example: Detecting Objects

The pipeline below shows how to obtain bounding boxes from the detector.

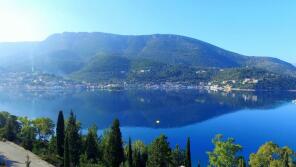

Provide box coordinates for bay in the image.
[0,89,296,165]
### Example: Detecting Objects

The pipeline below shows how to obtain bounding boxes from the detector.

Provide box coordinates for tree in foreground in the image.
[32,117,54,141]
[64,135,70,167]
[147,134,171,167]
[56,111,65,157]
[185,137,192,167]
[132,140,148,167]
[133,151,142,167]
[21,126,36,150]
[4,115,20,141]
[19,116,36,150]
[238,157,246,167]
[85,124,99,163]
[249,141,296,167]
[104,119,124,167]
[66,111,82,166]
[207,134,242,167]
[171,145,185,166]
[283,151,290,167]
[0,112,10,128]
[127,137,133,167]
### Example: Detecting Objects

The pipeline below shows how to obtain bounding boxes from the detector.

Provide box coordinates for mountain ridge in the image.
[0,32,295,77]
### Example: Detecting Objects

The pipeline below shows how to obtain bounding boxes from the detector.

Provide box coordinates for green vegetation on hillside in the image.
[70,55,214,83]
[70,55,131,82]
[212,67,296,90]
[212,68,296,90]
[0,32,295,77]
[70,55,296,90]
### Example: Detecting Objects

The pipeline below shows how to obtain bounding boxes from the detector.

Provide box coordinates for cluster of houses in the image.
[0,72,85,90]
[206,78,259,92]
[0,70,261,92]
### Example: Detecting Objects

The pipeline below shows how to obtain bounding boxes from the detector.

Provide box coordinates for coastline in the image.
[1,83,295,92]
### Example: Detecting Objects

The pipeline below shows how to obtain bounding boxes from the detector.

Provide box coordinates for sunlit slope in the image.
[0,32,295,76]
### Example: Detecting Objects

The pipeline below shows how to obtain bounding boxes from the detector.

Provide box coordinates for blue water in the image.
[0,89,296,166]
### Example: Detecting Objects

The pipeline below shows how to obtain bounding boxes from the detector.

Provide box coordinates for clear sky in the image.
[0,0,295,63]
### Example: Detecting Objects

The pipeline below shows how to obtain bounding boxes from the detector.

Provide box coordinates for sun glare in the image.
[0,9,42,42]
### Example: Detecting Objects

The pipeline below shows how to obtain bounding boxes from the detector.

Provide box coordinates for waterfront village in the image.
[0,72,259,92]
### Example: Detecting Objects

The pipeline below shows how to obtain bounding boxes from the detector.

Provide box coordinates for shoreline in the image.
[1,84,296,92]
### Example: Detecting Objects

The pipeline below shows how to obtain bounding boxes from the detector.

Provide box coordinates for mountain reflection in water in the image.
[0,89,295,129]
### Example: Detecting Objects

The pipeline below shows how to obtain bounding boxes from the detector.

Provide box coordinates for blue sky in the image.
[0,0,295,63]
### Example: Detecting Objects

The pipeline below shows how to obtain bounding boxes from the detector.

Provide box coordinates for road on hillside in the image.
[0,141,54,167]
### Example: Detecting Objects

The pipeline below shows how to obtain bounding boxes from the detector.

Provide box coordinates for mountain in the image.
[0,32,295,82]
[70,55,209,83]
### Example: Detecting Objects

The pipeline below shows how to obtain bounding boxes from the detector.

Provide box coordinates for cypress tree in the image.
[128,137,133,167]
[105,119,124,167]
[64,134,70,167]
[186,137,192,167]
[56,111,65,157]
[66,111,82,166]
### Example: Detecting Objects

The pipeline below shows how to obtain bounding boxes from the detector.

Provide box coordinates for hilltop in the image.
[0,32,295,74]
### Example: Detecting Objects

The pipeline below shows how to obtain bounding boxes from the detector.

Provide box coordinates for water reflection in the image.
[0,89,295,129]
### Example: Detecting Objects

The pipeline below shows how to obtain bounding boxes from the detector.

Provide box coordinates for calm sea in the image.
[1,89,296,166]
